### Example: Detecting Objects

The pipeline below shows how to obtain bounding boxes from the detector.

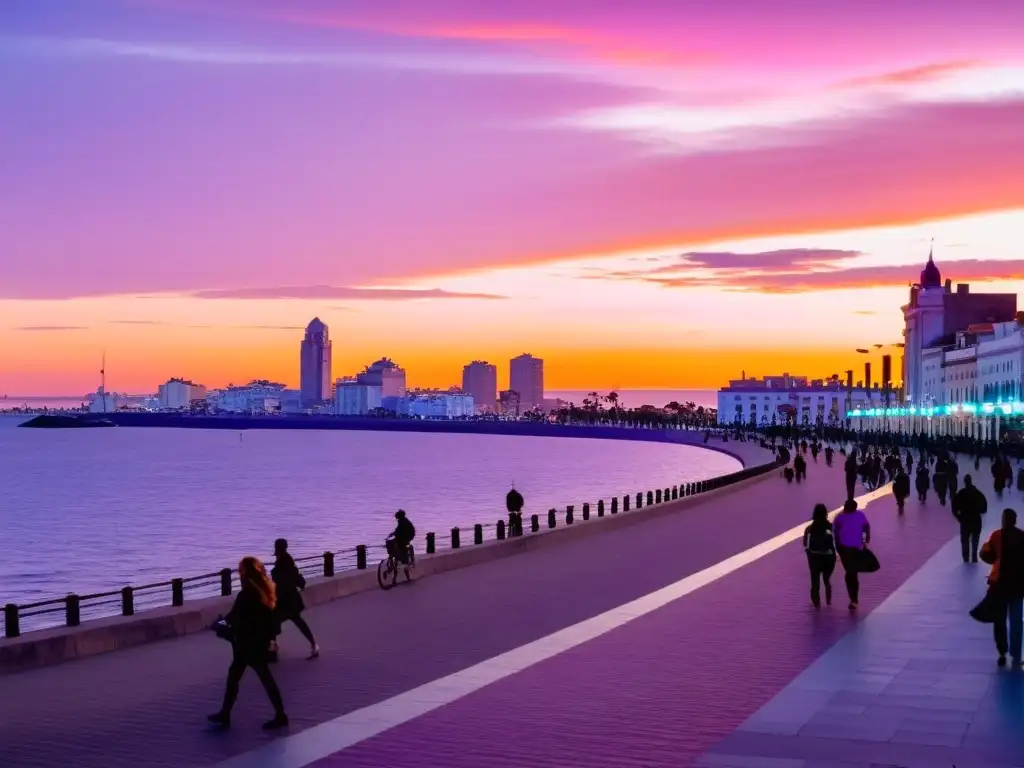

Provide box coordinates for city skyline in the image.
[4,2,1024,394]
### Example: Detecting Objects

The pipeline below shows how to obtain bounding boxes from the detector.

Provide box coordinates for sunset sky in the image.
[3,0,1024,395]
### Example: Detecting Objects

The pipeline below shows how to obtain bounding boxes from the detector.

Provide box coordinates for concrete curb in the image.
[0,458,780,676]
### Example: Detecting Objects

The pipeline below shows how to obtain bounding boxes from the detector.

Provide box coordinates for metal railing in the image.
[2,456,781,639]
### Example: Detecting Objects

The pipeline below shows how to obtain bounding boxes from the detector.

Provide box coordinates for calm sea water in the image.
[0,415,737,607]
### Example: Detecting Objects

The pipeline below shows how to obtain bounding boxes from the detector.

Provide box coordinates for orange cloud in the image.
[841,59,982,89]
[617,257,1024,294]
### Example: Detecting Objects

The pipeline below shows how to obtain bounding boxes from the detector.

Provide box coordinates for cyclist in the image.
[390,509,416,565]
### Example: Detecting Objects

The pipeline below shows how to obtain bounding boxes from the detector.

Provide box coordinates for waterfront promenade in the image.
[0,451,1015,767]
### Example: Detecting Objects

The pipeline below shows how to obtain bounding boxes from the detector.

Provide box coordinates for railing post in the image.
[66,594,81,627]
[497,520,506,540]
[671,486,678,500]
[121,586,134,617]
[356,545,367,570]
[548,508,557,528]
[582,502,590,520]
[426,532,436,554]
[451,528,461,549]
[474,524,484,545]
[565,505,574,524]
[531,514,540,532]
[656,489,662,504]
[646,490,654,506]
[4,603,20,638]
[171,578,184,607]
[636,492,643,509]
[664,486,670,501]
[220,568,232,596]
[597,499,605,517]
[622,495,629,512]
[323,551,335,577]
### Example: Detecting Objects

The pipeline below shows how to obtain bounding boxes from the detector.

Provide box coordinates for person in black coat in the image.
[953,475,988,563]
[270,538,319,660]
[915,464,930,502]
[893,467,911,514]
[506,486,525,537]
[804,503,837,608]
[844,451,858,500]
[208,556,288,730]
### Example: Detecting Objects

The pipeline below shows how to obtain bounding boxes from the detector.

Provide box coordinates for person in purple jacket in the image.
[833,499,871,610]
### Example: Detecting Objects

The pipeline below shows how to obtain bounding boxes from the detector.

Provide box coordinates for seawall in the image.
[58,413,766,469]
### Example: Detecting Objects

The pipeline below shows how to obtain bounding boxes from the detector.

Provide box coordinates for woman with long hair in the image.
[803,503,837,608]
[270,538,319,660]
[208,556,288,730]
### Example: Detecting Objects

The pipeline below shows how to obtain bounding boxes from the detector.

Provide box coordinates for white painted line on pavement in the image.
[217,482,893,768]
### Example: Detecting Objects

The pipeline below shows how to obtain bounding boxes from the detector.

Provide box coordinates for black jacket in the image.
[226,588,279,654]
[394,516,416,544]
[953,485,988,527]
[893,471,910,499]
[506,489,524,513]
[272,553,307,617]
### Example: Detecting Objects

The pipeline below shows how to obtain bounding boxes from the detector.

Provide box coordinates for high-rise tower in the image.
[300,318,332,407]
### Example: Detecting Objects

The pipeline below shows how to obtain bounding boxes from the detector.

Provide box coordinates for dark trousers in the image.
[508,512,523,536]
[993,595,1024,660]
[845,474,856,500]
[807,554,836,606]
[960,525,981,563]
[280,613,316,645]
[837,547,860,603]
[221,648,285,716]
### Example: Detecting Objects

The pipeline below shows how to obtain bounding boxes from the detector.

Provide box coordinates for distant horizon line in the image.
[4,387,721,400]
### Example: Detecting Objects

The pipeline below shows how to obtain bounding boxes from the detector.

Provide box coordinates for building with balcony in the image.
[717,372,887,425]
[902,247,1016,405]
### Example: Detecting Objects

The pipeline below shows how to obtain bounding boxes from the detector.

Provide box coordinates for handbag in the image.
[210,617,234,643]
[970,591,1001,624]
[855,547,880,574]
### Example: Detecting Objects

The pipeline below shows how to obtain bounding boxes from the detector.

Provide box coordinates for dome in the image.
[920,247,941,289]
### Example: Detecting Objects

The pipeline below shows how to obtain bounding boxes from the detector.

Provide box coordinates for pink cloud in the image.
[188,286,507,301]
[642,258,1024,294]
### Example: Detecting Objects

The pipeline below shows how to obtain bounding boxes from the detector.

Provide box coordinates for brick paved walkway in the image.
[299,462,960,768]
[699,471,1024,768]
[0,451,828,767]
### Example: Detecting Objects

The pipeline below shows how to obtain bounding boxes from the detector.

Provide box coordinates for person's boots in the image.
[824,583,832,606]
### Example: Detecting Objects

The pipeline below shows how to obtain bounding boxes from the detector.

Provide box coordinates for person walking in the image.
[953,476,988,563]
[793,453,807,483]
[833,499,871,611]
[844,450,859,500]
[803,503,836,608]
[270,538,319,660]
[980,509,1024,667]
[824,445,834,467]
[916,463,930,502]
[506,485,525,537]
[948,456,960,497]
[208,556,289,730]
[933,458,949,506]
[893,466,910,514]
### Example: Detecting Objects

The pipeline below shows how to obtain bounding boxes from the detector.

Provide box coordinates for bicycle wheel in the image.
[377,558,395,590]
[405,547,415,582]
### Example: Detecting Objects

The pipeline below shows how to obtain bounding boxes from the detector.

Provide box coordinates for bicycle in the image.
[377,536,415,590]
